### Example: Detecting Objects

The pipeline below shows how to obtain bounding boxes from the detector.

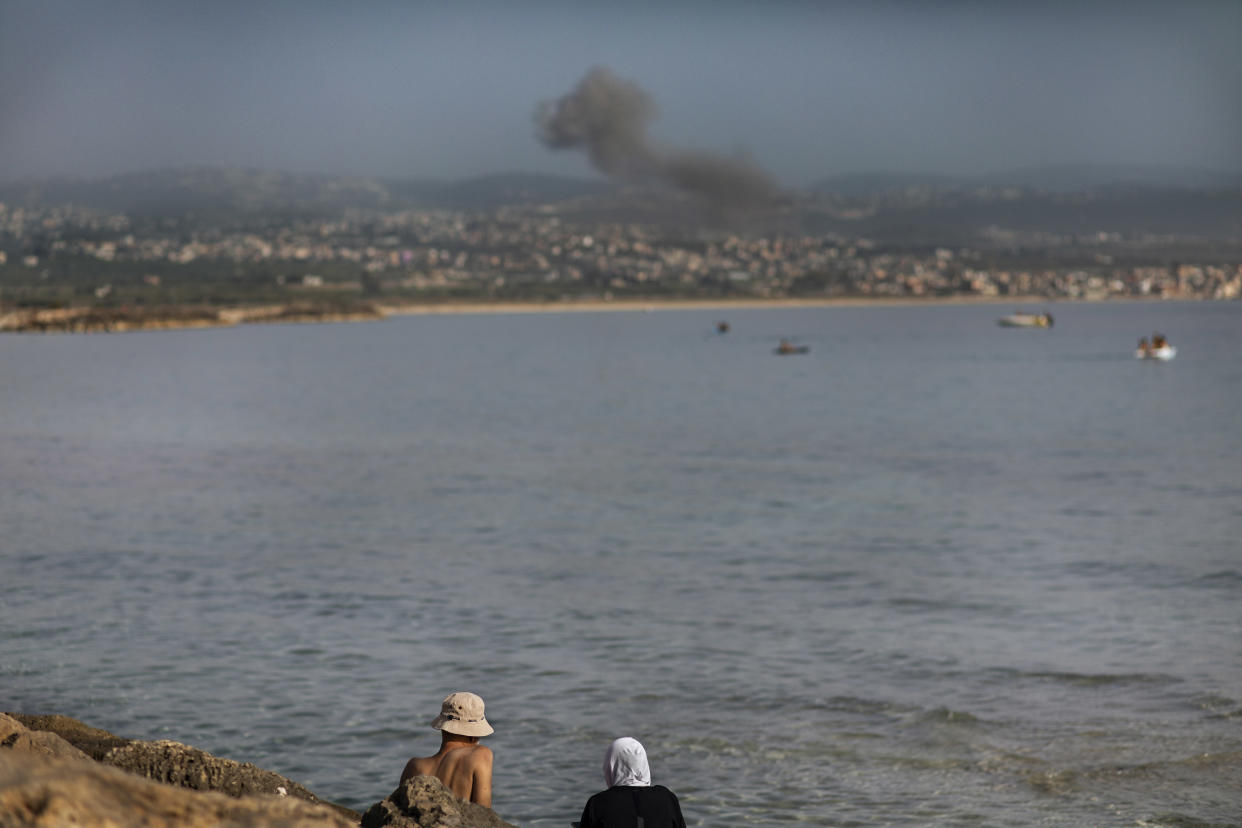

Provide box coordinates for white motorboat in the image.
[998,311,1054,328]
[1135,344,1176,361]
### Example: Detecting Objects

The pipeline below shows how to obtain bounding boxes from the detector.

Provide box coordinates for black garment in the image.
[578,785,687,828]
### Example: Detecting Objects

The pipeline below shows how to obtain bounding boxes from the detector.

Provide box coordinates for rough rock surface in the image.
[361,776,519,828]
[0,751,358,827]
[104,739,323,801]
[6,713,129,760]
[0,714,91,763]
[6,712,359,821]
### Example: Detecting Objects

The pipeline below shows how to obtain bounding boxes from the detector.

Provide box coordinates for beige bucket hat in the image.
[430,691,494,737]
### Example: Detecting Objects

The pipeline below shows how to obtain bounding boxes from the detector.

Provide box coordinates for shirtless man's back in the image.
[401,737,493,806]
[401,692,495,808]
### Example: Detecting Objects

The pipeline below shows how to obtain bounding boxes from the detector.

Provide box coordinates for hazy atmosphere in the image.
[3,0,1240,185]
[4,4,1242,827]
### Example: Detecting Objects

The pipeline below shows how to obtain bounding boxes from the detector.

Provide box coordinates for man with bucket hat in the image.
[400,692,495,807]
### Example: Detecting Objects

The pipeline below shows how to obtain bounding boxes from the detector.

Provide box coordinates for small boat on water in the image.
[1136,344,1176,361]
[775,339,808,355]
[716,321,730,333]
[1136,333,1176,361]
[998,311,1054,328]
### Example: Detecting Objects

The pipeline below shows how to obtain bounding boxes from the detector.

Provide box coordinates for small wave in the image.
[7,626,75,640]
[986,667,1177,688]
[1154,482,1242,500]
[1062,559,1125,577]
[715,692,908,720]
[888,596,1005,614]
[324,652,376,667]
[1194,694,1241,720]
[1059,469,1115,483]
[271,590,311,601]
[760,570,857,584]
[811,695,909,717]
[1177,750,1242,770]
[1068,751,1242,785]
[1138,815,1239,828]
[1059,506,1112,517]
[879,754,975,772]
[1193,570,1242,588]
[914,706,982,726]
[352,726,418,740]
[1023,768,1079,795]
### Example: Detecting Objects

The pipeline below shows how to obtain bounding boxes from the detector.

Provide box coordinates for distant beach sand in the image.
[377,294,1089,317]
[1,294,1178,333]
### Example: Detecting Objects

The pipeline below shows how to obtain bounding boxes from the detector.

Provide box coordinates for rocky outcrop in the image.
[6,713,128,761]
[361,776,519,828]
[4,712,359,822]
[0,302,383,333]
[0,751,358,827]
[223,302,384,325]
[104,739,326,801]
[0,306,229,333]
[0,714,91,763]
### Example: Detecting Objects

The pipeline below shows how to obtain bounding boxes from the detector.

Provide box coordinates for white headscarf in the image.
[603,736,652,787]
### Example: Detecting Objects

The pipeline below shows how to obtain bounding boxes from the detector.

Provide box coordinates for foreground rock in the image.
[0,751,357,827]
[4,714,128,761]
[105,739,326,802]
[361,776,518,828]
[0,715,91,764]
[4,712,358,823]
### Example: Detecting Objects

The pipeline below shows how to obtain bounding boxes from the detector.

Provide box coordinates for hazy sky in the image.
[2,0,1239,185]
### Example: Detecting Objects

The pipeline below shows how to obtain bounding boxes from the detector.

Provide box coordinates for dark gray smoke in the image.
[535,67,780,207]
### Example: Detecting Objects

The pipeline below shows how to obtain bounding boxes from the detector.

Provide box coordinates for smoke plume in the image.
[535,67,780,208]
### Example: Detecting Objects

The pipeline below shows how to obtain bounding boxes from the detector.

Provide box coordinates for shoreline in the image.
[0,293,1216,333]
[0,302,383,334]
[376,293,1192,317]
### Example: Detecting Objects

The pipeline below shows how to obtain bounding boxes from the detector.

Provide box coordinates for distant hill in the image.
[810,172,977,197]
[996,163,1242,193]
[812,164,1242,196]
[798,189,1242,240]
[801,164,1242,240]
[387,173,613,210]
[0,168,394,215]
[1,165,1238,240]
[0,168,613,215]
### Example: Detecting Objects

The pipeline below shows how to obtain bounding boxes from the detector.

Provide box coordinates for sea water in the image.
[3,301,1240,826]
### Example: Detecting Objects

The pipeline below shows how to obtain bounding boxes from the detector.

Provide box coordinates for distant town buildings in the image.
[1,200,1239,305]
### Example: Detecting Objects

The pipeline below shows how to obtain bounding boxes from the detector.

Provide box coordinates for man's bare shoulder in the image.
[458,743,493,766]
[401,755,437,782]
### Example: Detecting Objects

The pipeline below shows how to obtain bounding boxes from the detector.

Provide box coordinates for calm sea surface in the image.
[3,301,1240,826]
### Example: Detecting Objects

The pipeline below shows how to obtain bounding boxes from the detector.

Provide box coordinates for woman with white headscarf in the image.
[577,737,687,828]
